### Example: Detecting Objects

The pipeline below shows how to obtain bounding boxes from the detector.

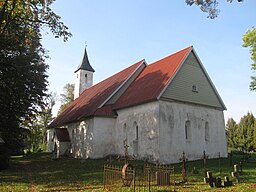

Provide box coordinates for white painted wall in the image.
[91,117,116,158]
[48,101,227,163]
[159,100,228,163]
[56,141,70,157]
[67,119,93,159]
[66,117,115,159]
[46,129,54,152]
[115,101,160,162]
[74,70,94,99]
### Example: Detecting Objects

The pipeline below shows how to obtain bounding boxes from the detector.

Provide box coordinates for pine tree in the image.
[238,112,255,152]
[226,118,239,149]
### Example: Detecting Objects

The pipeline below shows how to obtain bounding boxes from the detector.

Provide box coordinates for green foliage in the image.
[58,83,74,115]
[0,24,48,153]
[0,141,10,170]
[226,112,256,152]
[226,118,239,148]
[24,92,56,152]
[0,0,70,153]
[0,0,72,41]
[243,27,256,90]
[185,0,243,19]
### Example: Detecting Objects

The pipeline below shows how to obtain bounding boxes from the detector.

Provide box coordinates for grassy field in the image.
[0,152,256,191]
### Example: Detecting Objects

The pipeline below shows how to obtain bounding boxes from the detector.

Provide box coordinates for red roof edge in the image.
[156,46,193,99]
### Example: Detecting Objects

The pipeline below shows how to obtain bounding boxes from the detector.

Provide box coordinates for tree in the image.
[0,0,72,41]
[185,0,243,19]
[0,0,71,153]
[238,112,255,152]
[58,83,74,115]
[23,92,56,152]
[226,118,239,149]
[243,27,256,91]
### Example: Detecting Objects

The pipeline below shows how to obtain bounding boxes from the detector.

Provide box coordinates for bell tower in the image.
[74,46,95,99]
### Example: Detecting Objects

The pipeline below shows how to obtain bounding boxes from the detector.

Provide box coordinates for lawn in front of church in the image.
[0,152,256,191]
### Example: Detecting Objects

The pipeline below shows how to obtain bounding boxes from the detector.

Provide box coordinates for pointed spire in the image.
[74,46,95,73]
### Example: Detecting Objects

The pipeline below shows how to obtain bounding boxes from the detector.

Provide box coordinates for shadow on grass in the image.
[1,152,256,191]
[0,153,105,191]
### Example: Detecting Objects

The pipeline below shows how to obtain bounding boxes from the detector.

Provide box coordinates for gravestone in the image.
[223,176,232,187]
[204,171,215,187]
[231,164,240,182]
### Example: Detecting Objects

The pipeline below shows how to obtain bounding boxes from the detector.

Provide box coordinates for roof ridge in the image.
[149,46,193,66]
[98,59,147,108]
[77,59,145,96]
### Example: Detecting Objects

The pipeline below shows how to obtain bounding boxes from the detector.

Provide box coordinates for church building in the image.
[47,46,228,163]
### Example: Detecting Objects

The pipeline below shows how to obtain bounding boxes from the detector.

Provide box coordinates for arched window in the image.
[205,122,210,142]
[185,120,191,141]
[133,121,138,140]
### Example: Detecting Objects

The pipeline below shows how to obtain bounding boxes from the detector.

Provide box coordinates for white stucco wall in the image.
[46,129,54,152]
[58,141,71,156]
[74,70,93,99]
[159,100,228,163]
[115,101,160,162]
[66,117,115,159]
[91,117,116,158]
[67,119,93,159]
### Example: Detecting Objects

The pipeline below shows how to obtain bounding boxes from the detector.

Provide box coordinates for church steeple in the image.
[74,47,95,73]
[74,46,95,99]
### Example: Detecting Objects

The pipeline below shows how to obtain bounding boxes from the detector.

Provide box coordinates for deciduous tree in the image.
[185,0,243,19]
[243,27,256,91]
[0,0,71,153]
[58,83,74,115]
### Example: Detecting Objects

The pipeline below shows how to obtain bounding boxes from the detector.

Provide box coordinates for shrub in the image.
[0,138,10,170]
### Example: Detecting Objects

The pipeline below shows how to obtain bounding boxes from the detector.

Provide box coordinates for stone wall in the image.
[159,100,228,163]
[115,101,160,162]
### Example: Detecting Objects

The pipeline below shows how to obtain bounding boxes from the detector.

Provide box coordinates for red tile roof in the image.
[48,46,193,128]
[114,46,192,109]
[48,60,144,128]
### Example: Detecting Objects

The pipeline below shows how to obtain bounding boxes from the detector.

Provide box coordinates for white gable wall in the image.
[159,100,228,163]
[115,101,160,162]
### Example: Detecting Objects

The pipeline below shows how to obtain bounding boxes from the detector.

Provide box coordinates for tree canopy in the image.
[226,112,256,152]
[185,0,244,19]
[0,0,71,40]
[0,0,71,153]
[58,83,74,115]
[243,27,256,91]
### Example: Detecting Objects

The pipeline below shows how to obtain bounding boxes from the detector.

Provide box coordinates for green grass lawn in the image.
[0,152,256,191]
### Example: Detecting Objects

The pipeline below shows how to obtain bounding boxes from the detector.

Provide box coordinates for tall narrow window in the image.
[134,121,138,140]
[205,122,210,142]
[185,120,191,141]
[123,123,127,144]
[85,74,88,83]
[133,121,139,156]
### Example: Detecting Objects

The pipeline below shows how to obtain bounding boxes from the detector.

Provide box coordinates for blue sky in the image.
[42,0,256,122]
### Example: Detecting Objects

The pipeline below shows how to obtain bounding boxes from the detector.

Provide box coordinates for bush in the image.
[0,139,10,170]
